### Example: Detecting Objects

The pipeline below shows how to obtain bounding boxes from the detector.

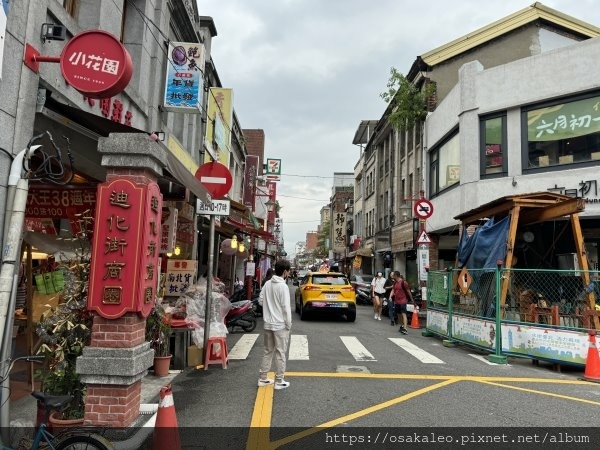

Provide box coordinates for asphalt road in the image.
[166,284,600,449]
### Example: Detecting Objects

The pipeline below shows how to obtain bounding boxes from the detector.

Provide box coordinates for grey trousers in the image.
[259,328,290,381]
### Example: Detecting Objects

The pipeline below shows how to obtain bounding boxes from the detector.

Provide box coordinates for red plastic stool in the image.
[204,336,228,369]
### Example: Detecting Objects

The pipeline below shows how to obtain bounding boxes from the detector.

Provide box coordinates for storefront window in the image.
[430,131,460,196]
[525,93,600,170]
[481,114,507,177]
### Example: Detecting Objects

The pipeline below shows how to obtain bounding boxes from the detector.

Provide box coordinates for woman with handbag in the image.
[390,271,414,334]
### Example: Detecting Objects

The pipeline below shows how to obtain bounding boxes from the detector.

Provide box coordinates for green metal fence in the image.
[424,267,600,366]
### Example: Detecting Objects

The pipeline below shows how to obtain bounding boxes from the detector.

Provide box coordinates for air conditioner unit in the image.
[557,253,580,276]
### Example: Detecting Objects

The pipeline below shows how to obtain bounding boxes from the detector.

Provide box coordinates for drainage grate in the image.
[337,365,370,374]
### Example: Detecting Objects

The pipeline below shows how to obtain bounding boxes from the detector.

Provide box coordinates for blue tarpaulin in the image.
[457,216,510,269]
[456,216,510,317]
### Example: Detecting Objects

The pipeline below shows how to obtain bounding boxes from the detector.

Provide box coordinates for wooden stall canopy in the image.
[453,192,597,328]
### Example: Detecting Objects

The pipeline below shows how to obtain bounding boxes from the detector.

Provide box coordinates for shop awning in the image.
[348,246,374,257]
[165,151,210,203]
[226,216,273,240]
[42,98,210,203]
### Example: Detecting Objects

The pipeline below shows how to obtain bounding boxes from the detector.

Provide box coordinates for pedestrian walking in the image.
[371,271,386,320]
[383,271,396,325]
[390,271,414,334]
[258,259,292,390]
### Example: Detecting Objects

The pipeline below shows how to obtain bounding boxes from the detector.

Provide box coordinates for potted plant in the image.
[146,301,172,376]
[35,219,93,427]
[35,249,93,426]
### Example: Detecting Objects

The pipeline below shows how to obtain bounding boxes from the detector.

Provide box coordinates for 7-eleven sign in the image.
[265,158,281,181]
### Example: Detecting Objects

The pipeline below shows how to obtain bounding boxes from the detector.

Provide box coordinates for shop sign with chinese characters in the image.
[166,260,197,296]
[61,30,133,98]
[163,41,205,113]
[27,186,97,234]
[88,179,162,318]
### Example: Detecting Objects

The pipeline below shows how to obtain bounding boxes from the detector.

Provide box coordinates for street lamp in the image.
[400,203,411,221]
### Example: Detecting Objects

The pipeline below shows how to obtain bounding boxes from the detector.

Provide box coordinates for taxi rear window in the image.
[311,275,347,285]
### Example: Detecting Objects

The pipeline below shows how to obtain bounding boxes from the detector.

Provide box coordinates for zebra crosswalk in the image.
[227,333,470,365]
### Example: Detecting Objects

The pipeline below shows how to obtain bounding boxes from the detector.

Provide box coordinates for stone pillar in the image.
[77,134,167,427]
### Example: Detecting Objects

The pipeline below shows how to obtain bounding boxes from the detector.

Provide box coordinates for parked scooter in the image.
[251,296,262,317]
[225,300,257,333]
[230,286,262,317]
[355,287,372,305]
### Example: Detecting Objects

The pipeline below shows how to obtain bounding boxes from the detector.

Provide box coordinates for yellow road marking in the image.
[284,371,594,384]
[247,372,275,450]
[475,379,600,406]
[269,378,460,449]
[246,371,600,450]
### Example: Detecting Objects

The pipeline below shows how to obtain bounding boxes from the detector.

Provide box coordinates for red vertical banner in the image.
[139,182,163,317]
[267,181,276,224]
[243,155,259,210]
[88,179,163,319]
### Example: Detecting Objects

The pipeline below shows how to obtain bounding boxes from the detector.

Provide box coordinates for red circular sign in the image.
[414,199,434,219]
[60,30,133,98]
[195,162,233,199]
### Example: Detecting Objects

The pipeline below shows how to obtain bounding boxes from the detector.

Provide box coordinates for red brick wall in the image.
[243,129,265,169]
[84,382,141,427]
[90,314,146,348]
[306,232,318,251]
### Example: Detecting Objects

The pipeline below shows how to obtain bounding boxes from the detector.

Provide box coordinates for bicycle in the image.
[1,355,113,450]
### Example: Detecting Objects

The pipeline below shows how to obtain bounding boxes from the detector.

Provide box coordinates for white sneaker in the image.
[374,314,378,319]
[274,379,290,390]
[258,378,274,387]
[377,316,381,320]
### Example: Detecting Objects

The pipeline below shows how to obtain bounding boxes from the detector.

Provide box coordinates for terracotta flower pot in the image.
[48,411,84,434]
[153,355,172,377]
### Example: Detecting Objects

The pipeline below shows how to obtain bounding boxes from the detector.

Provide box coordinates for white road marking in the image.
[288,335,309,360]
[468,353,506,365]
[228,334,259,359]
[389,338,445,364]
[340,336,377,361]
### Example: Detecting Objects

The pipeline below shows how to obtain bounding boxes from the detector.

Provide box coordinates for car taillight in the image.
[341,286,355,292]
[303,286,321,291]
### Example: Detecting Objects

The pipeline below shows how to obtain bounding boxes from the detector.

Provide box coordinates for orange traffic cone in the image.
[409,305,420,329]
[582,330,600,383]
[152,384,181,450]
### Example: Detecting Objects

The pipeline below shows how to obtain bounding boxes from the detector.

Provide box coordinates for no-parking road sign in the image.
[414,199,434,219]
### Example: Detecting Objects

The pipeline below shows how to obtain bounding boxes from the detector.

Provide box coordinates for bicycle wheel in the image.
[55,434,113,450]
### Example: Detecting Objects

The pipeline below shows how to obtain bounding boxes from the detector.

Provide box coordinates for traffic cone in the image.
[410,306,420,329]
[582,330,600,383]
[152,384,181,450]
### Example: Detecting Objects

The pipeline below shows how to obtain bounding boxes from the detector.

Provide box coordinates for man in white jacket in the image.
[258,259,292,390]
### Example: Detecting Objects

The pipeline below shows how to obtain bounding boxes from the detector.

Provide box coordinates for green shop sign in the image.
[527,95,600,142]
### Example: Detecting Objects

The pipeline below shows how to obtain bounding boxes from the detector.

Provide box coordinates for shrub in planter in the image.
[146,301,172,358]
[36,240,93,420]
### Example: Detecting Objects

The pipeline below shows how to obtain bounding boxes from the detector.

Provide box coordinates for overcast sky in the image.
[197,0,600,258]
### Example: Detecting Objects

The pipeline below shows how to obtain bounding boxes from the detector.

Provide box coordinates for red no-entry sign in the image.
[195,162,232,199]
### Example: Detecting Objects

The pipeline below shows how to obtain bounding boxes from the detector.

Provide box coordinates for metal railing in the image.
[425,267,600,365]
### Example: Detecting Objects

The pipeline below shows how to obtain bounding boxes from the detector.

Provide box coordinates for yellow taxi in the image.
[293,272,356,322]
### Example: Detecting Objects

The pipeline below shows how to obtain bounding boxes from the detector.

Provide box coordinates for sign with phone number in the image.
[196,199,230,216]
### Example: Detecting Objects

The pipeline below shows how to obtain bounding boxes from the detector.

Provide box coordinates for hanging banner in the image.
[332,211,346,253]
[163,41,205,113]
[204,87,233,165]
[243,155,259,210]
[161,207,178,254]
